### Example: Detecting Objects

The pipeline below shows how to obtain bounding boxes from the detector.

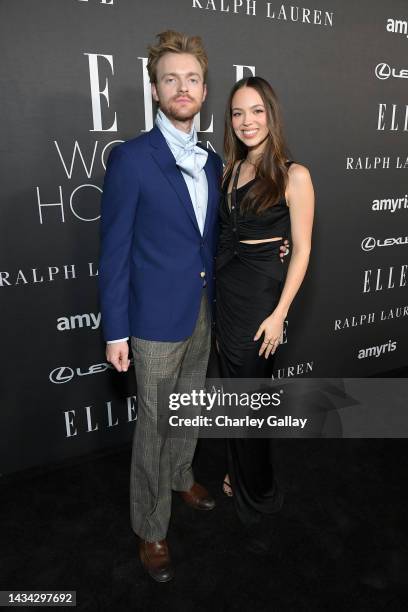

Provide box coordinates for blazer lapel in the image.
[149,125,201,234]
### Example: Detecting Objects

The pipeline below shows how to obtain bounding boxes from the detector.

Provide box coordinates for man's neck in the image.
[172,119,193,134]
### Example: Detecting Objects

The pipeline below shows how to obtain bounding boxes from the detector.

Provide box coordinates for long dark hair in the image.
[223,76,291,214]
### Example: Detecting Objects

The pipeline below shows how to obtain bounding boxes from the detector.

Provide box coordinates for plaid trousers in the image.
[129,291,211,541]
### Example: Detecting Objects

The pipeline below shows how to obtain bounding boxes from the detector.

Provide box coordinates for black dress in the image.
[215,159,293,528]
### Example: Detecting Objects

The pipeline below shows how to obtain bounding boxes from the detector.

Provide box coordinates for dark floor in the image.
[1,436,408,611]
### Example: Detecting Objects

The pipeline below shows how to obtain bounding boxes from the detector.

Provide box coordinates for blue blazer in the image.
[98,125,223,342]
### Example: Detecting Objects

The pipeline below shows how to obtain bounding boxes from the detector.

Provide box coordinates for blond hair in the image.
[147,30,208,84]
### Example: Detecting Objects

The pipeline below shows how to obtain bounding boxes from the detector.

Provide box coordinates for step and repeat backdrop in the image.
[1,0,408,474]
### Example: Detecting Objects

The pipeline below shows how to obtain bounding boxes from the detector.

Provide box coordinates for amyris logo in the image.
[372,195,408,213]
[57,312,101,331]
[386,17,408,38]
[357,340,397,360]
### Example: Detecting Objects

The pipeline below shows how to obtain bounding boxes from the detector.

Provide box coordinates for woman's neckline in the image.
[226,177,256,196]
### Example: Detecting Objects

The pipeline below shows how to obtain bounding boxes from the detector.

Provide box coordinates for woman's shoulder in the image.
[285,162,314,207]
[286,161,311,182]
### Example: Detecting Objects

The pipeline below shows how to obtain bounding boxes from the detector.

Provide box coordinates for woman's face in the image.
[231,86,269,152]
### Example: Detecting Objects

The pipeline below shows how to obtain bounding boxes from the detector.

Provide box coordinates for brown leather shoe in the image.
[179,482,216,511]
[139,539,174,583]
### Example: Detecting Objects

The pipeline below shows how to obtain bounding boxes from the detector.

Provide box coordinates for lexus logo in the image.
[49,360,134,384]
[375,63,391,80]
[361,237,376,252]
[375,62,408,80]
[361,236,408,251]
[49,366,75,384]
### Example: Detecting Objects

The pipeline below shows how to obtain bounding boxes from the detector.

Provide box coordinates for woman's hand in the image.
[254,311,285,359]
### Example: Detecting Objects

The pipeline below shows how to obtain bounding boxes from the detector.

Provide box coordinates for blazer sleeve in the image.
[98,145,140,342]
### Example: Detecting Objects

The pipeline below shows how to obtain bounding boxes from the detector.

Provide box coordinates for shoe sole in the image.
[185,502,216,511]
[148,571,174,583]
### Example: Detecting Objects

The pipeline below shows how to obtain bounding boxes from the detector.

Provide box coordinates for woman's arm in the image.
[274,163,315,318]
[255,163,315,358]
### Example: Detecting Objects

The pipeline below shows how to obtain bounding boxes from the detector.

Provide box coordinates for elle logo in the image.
[85,53,256,133]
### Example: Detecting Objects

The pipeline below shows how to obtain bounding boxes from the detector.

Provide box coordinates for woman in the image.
[215,76,314,542]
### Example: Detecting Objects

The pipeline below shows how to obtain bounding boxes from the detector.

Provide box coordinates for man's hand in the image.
[106,341,130,372]
[279,239,290,261]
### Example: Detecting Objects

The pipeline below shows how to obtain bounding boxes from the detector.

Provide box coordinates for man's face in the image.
[152,52,207,122]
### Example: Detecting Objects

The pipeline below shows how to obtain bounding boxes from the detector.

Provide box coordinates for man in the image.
[99,31,221,583]
[99,30,288,582]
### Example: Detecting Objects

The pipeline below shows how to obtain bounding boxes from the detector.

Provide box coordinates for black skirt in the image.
[215,246,284,526]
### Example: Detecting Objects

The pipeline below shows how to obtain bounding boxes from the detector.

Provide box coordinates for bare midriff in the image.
[240,237,283,244]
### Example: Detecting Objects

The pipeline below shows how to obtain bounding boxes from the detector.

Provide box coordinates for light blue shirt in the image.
[155,109,208,235]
